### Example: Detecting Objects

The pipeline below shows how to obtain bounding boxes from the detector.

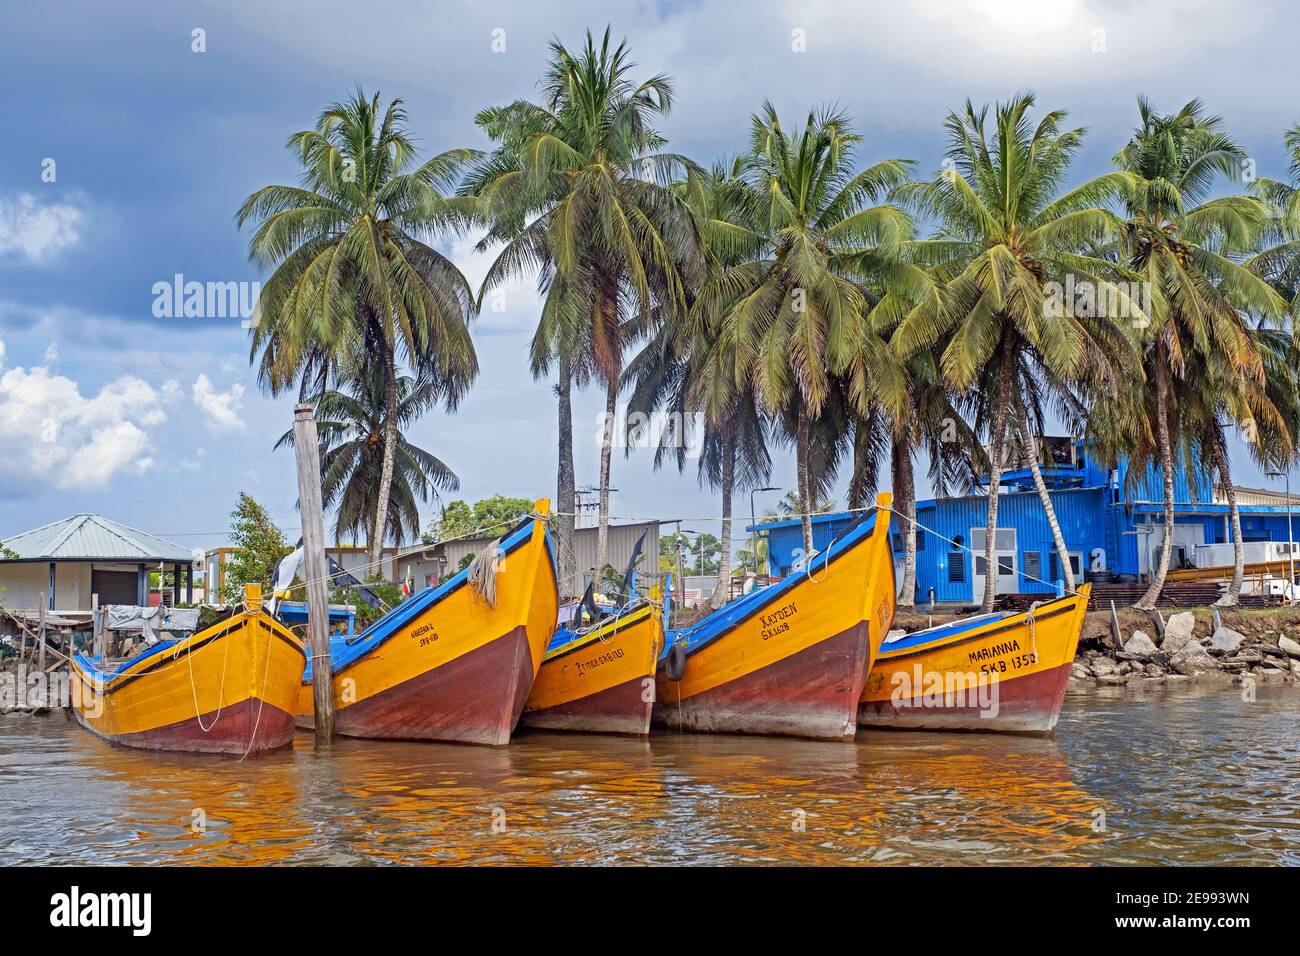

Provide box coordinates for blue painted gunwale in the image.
[662,512,880,661]
[545,599,651,656]
[877,612,1011,653]
[304,516,554,682]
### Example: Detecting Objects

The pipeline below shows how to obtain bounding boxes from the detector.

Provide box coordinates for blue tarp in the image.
[75,637,181,683]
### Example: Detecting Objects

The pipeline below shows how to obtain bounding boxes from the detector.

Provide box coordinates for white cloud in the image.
[191,374,246,431]
[448,232,538,334]
[180,447,207,472]
[0,193,83,263]
[801,0,1264,81]
[0,355,168,490]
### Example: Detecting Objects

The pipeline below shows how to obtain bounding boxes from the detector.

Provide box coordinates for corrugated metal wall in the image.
[910,487,1110,604]
[1119,459,1215,504]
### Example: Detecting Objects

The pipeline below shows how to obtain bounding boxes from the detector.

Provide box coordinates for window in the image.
[948,558,965,584]
[980,556,1014,576]
[971,528,1016,551]
[948,536,966,583]
[891,530,926,552]
[1047,553,1083,582]
[1023,550,1042,582]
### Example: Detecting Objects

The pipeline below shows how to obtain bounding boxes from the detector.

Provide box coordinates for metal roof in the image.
[0,514,194,563]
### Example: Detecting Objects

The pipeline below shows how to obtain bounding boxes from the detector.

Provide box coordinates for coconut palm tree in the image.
[894,93,1141,611]
[624,160,773,607]
[846,344,985,606]
[1111,98,1286,608]
[722,103,914,554]
[465,28,702,593]
[237,90,478,570]
[1247,124,1300,312]
[275,360,460,551]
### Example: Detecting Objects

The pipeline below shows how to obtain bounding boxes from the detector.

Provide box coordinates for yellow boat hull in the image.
[521,602,663,735]
[859,585,1091,735]
[654,495,896,740]
[296,509,558,745]
[71,610,306,756]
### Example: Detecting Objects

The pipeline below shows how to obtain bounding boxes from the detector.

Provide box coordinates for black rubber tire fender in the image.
[664,642,688,682]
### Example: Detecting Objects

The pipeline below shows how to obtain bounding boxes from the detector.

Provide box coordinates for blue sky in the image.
[2,0,1298,554]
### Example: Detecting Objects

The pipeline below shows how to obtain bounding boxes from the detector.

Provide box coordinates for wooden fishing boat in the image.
[653,494,896,740]
[71,586,306,756]
[296,502,558,746]
[859,584,1091,735]
[521,598,664,735]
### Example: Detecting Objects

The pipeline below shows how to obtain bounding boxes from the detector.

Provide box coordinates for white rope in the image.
[237,618,278,762]
[182,620,231,734]
[1026,600,1041,660]
[884,505,1084,599]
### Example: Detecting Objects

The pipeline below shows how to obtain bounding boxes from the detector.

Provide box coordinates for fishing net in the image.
[467,537,503,607]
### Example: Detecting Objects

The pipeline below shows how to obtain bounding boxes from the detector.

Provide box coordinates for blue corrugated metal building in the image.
[749,441,1298,606]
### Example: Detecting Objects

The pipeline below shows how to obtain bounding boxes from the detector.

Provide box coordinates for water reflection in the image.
[0,686,1296,865]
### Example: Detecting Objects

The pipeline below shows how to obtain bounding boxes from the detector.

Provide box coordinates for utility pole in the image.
[293,404,334,743]
[1268,470,1295,598]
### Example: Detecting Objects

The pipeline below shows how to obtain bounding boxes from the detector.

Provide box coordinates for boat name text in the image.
[760,602,798,640]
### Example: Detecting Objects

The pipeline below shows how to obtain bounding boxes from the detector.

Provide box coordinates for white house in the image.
[0,514,197,617]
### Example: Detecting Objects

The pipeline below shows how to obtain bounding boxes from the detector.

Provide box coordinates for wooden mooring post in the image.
[293,403,334,743]
[37,595,46,672]
[91,593,103,661]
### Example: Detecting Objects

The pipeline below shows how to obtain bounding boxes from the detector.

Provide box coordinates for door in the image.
[1144,522,1206,574]
[971,528,1018,598]
[91,568,138,606]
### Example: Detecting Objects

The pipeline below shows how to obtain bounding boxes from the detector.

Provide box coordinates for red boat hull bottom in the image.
[653,621,871,740]
[80,697,296,756]
[858,660,1074,735]
[520,676,653,735]
[309,625,535,746]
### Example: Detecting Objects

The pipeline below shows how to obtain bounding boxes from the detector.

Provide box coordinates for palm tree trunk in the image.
[1137,353,1176,610]
[555,353,577,599]
[595,376,617,582]
[711,433,736,610]
[368,345,398,576]
[981,355,1014,613]
[796,405,814,555]
[892,437,916,608]
[1211,430,1244,607]
[1015,418,1075,593]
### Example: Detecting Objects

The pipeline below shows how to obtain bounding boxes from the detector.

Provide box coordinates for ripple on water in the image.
[0,686,1297,864]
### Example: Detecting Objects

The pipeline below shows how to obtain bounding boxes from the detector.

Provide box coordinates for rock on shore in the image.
[1071,608,1299,690]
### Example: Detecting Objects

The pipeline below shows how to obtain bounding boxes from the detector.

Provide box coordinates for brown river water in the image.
[1,684,1297,865]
